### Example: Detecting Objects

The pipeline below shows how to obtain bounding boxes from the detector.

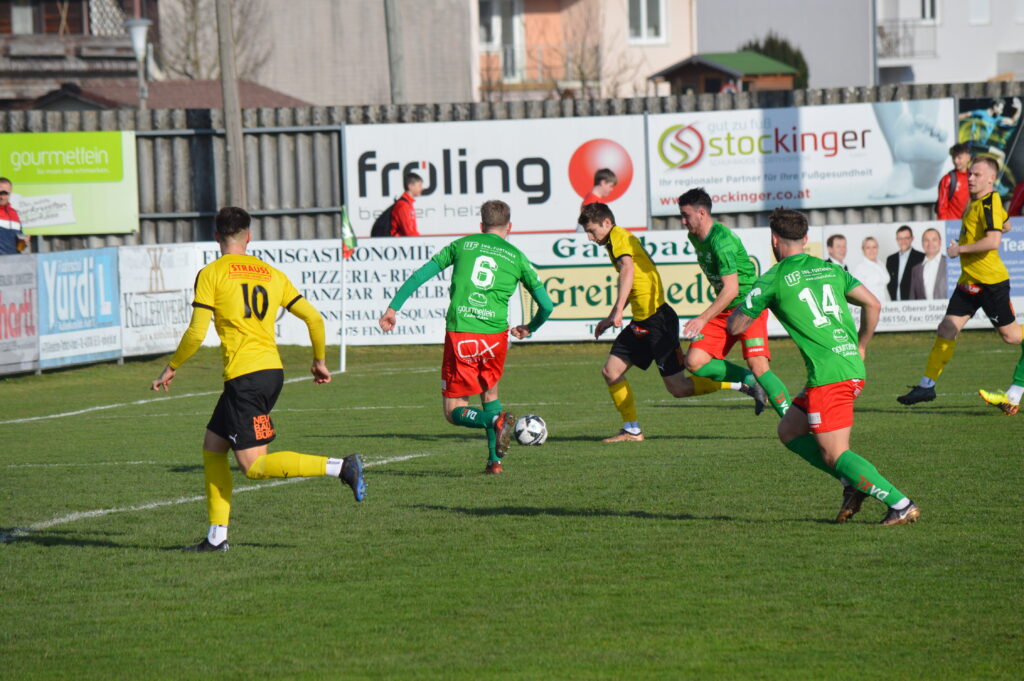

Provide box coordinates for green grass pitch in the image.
[1,331,1021,680]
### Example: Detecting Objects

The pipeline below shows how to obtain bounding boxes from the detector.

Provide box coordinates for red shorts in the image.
[441,330,509,398]
[689,308,771,360]
[792,379,865,434]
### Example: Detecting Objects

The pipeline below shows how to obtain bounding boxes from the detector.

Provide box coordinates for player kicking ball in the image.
[579,202,764,443]
[152,207,366,553]
[379,200,553,474]
[727,208,920,525]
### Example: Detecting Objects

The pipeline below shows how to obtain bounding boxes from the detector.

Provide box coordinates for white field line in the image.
[0,453,430,543]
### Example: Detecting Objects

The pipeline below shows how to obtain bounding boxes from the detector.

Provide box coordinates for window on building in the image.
[478,0,521,80]
[0,0,94,35]
[478,0,494,45]
[920,0,936,20]
[968,0,990,24]
[628,0,664,43]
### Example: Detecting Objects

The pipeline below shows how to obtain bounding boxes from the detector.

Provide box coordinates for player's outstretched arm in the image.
[513,284,554,339]
[288,297,329,381]
[380,260,444,331]
[727,307,755,336]
[596,256,633,339]
[152,306,214,390]
[846,284,880,359]
[949,228,1004,258]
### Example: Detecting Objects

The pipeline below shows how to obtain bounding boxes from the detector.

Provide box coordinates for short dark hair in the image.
[578,202,616,227]
[0,176,11,185]
[949,143,970,157]
[593,168,617,185]
[215,206,251,237]
[922,227,942,240]
[768,207,808,240]
[677,187,712,212]
[826,234,846,248]
[972,156,1000,174]
[480,200,510,229]
[404,172,423,190]
[896,224,913,237]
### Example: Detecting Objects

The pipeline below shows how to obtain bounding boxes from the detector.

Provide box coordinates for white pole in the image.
[339,246,347,373]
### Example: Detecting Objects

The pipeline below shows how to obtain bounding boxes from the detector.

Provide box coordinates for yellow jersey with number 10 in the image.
[959,192,1010,285]
[193,254,303,380]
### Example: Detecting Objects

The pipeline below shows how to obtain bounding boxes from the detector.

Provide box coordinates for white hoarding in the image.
[343,116,647,236]
[0,254,39,375]
[648,99,956,215]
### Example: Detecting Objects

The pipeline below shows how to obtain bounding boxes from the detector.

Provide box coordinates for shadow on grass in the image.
[0,528,146,549]
[305,432,466,442]
[168,464,204,473]
[856,406,986,416]
[549,433,761,442]
[370,468,467,479]
[410,504,738,522]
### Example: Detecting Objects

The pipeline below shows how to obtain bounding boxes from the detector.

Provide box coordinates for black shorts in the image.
[609,303,685,377]
[945,280,1016,328]
[207,368,284,450]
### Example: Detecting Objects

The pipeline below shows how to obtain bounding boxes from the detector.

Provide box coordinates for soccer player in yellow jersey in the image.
[151,207,366,552]
[898,157,1022,405]
[578,203,764,442]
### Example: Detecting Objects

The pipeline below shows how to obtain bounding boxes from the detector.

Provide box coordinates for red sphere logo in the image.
[568,139,633,202]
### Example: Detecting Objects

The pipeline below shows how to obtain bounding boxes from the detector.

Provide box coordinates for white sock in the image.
[1007,385,1024,405]
[325,458,344,477]
[623,421,641,434]
[919,377,936,388]
[208,524,228,545]
[729,382,743,391]
[891,498,911,511]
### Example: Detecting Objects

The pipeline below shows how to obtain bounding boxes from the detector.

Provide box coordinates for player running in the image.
[151,207,366,553]
[899,157,1021,406]
[579,202,764,443]
[728,208,920,525]
[378,200,553,474]
[678,188,789,417]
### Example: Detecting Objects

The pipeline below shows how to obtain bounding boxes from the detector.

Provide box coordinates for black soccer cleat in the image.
[739,381,768,416]
[880,501,921,526]
[897,385,936,405]
[835,485,869,524]
[184,538,229,553]
[341,453,367,502]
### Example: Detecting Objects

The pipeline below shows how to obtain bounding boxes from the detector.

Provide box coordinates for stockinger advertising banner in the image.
[648,99,956,215]
[37,247,122,368]
[1,131,139,235]
[344,116,647,236]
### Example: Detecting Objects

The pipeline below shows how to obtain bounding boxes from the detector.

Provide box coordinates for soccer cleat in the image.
[493,412,516,458]
[880,501,921,526]
[897,385,936,405]
[340,453,367,502]
[602,429,645,443]
[739,381,768,416]
[835,485,869,524]
[979,389,1019,415]
[484,461,503,474]
[184,538,229,553]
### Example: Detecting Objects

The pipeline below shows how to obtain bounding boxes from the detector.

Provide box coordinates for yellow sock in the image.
[690,376,722,396]
[202,449,232,526]
[924,337,957,381]
[607,379,638,422]
[245,451,328,480]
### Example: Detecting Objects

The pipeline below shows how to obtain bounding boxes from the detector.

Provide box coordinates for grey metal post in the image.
[216,0,248,208]
[383,0,405,105]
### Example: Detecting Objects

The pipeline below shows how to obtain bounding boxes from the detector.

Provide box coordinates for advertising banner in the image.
[343,116,647,236]
[957,96,1024,203]
[0,254,39,375]
[0,131,139,235]
[37,247,122,368]
[648,99,956,215]
[120,244,208,357]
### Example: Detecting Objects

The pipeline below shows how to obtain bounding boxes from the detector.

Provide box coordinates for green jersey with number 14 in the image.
[739,253,865,386]
[431,232,543,334]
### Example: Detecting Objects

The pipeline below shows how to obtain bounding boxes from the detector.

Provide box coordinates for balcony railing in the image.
[877,19,937,59]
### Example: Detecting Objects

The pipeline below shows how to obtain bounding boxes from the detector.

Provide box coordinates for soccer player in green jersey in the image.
[678,188,788,417]
[728,208,920,525]
[379,200,554,473]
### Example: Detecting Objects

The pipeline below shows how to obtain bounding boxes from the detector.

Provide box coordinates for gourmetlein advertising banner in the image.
[0,131,139,235]
[648,99,956,214]
[343,116,647,236]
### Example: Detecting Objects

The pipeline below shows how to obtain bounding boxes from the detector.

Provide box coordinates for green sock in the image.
[1012,343,1024,387]
[482,399,502,462]
[451,406,493,429]
[692,358,752,384]
[834,450,907,507]
[784,435,843,481]
[757,369,791,417]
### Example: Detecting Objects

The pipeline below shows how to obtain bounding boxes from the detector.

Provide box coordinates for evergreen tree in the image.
[739,32,809,89]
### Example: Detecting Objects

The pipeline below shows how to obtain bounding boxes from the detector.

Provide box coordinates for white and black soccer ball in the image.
[514,414,547,446]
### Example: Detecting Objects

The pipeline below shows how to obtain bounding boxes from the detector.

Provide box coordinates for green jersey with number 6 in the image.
[739,253,865,386]
[431,232,543,334]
